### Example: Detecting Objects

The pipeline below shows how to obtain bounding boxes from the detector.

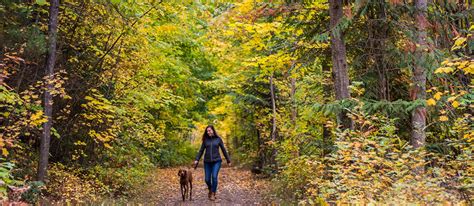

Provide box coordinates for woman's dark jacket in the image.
[195,136,231,163]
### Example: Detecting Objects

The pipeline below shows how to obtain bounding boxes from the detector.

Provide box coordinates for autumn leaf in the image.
[464,133,473,142]
[30,110,48,126]
[2,148,9,156]
[434,92,443,100]
[463,63,474,75]
[455,37,467,45]
[452,101,460,108]
[434,67,455,74]
[439,116,449,122]
[426,98,436,106]
[104,143,113,149]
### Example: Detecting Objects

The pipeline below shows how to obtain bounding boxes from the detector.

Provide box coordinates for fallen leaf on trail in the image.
[133,167,275,205]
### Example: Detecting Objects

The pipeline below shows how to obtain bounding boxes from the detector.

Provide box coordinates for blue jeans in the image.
[204,160,221,193]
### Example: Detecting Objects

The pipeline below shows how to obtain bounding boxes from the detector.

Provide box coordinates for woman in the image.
[194,125,231,201]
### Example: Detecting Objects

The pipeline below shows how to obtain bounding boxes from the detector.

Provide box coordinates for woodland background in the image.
[0,0,472,204]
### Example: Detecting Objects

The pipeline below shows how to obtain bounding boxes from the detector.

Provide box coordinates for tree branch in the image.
[93,1,162,71]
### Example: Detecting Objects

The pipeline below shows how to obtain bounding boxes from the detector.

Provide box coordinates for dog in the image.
[178,169,193,201]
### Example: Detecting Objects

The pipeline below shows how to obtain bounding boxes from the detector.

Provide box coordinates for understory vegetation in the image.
[0,0,472,204]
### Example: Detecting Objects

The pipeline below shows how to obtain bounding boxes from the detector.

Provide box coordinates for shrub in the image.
[46,163,108,203]
[275,106,472,204]
[152,137,197,167]
[20,181,44,204]
[0,159,21,200]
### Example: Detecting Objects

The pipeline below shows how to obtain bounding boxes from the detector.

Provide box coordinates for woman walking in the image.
[194,125,231,201]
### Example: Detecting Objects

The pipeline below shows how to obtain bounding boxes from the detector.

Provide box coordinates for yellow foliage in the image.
[463,63,474,75]
[47,163,109,203]
[434,67,455,74]
[30,110,48,126]
[426,98,436,106]
[434,92,443,100]
[439,59,474,75]
[458,61,468,69]
[447,96,457,102]
[464,132,473,142]
[2,148,9,156]
[103,143,112,149]
[439,116,449,122]
[452,101,460,108]
[453,37,467,47]
[451,37,467,51]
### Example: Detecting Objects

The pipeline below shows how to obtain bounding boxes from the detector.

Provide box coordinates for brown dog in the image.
[178,169,193,201]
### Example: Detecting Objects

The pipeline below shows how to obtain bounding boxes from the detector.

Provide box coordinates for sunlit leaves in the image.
[35,0,47,6]
[80,91,118,149]
[451,101,460,108]
[2,0,473,202]
[439,115,448,122]
[433,92,443,100]
[1,66,67,161]
[437,59,474,75]
[426,98,436,106]
[434,67,454,74]
[29,111,48,127]
[451,37,467,51]
[110,0,121,5]
[463,62,474,75]
[1,149,9,157]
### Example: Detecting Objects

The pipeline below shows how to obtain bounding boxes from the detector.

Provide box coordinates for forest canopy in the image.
[0,0,472,204]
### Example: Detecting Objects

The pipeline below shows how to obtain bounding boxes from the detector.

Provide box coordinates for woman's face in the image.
[206,127,214,136]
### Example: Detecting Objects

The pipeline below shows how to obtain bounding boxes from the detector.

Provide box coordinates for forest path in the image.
[134,166,274,205]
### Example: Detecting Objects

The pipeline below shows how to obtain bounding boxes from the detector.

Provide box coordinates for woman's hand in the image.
[227,161,232,167]
[193,160,198,167]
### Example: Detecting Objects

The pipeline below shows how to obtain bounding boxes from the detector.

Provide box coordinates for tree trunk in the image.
[369,1,389,101]
[290,76,297,126]
[329,0,352,129]
[322,59,332,156]
[269,73,277,147]
[255,126,264,171]
[411,0,427,149]
[38,0,59,182]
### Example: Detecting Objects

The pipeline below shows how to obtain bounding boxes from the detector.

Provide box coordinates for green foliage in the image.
[277,105,471,204]
[21,181,44,204]
[153,137,197,167]
[1,0,221,201]
[0,159,21,198]
[1,0,472,203]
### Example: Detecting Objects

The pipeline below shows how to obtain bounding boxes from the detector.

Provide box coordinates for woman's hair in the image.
[202,125,218,142]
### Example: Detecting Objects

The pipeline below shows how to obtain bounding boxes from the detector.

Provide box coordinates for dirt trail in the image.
[135,166,273,205]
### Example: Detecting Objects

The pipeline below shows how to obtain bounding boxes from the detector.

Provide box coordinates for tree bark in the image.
[329,0,352,129]
[255,127,264,170]
[290,76,297,126]
[270,73,277,144]
[322,59,332,156]
[369,1,389,101]
[411,0,427,149]
[38,0,60,182]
